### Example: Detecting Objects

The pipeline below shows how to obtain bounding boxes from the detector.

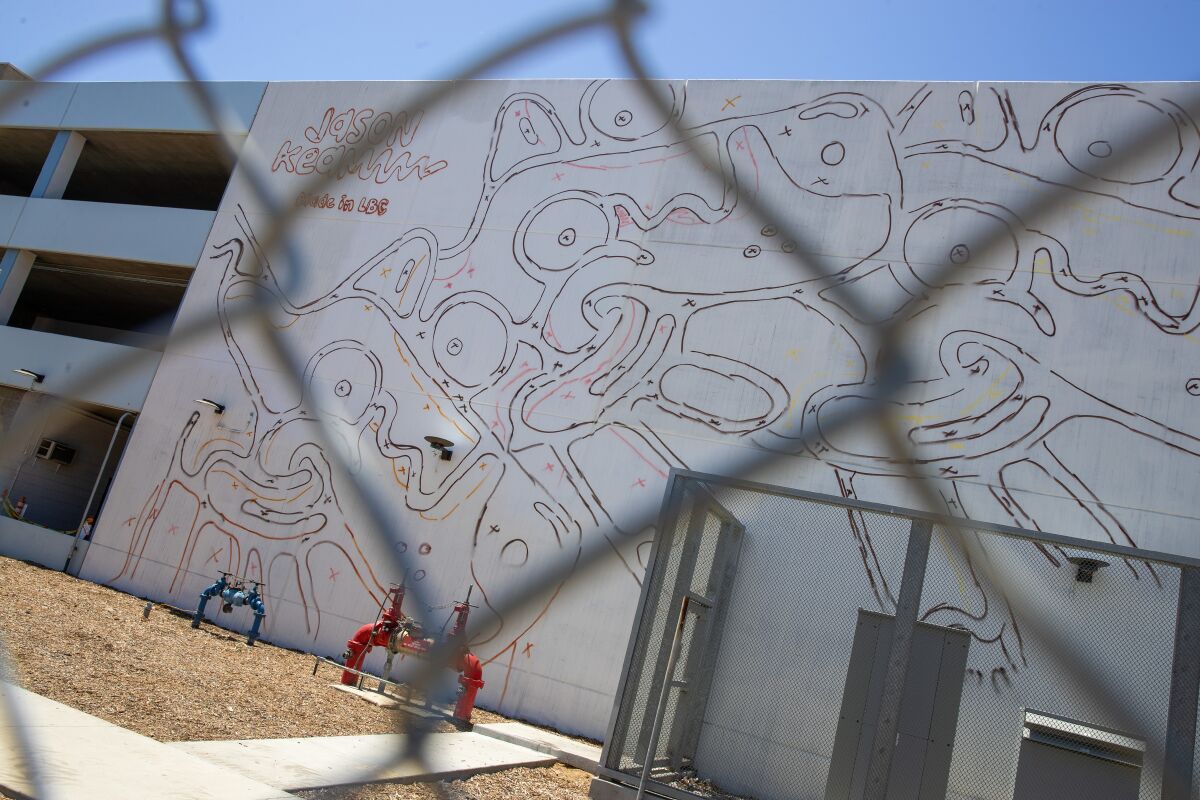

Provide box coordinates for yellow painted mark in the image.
[1107,295,1139,320]
[961,366,1010,414]
[1071,202,1193,237]
[408,373,476,444]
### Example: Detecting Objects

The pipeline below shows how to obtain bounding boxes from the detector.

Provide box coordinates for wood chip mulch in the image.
[0,555,595,798]
[0,555,506,742]
[297,763,593,800]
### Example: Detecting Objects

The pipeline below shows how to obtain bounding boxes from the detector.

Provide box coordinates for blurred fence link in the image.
[0,0,1193,796]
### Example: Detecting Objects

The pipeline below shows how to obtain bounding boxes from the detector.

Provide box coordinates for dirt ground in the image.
[297,764,593,800]
[0,555,519,741]
[0,555,598,798]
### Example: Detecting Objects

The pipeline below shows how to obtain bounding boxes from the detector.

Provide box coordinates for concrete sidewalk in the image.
[0,682,298,800]
[473,721,602,772]
[171,731,557,791]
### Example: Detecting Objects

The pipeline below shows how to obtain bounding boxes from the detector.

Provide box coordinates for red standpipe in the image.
[341,621,391,685]
[341,585,405,685]
[454,651,484,724]
[339,583,485,724]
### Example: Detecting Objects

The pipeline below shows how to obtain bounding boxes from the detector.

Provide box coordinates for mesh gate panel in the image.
[921,525,1182,800]
[691,486,912,799]
[601,471,1200,800]
[606,480,743,775]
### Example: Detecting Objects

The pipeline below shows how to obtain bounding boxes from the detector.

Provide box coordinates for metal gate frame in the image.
[599,468,1200,800]
[600,473,745,790]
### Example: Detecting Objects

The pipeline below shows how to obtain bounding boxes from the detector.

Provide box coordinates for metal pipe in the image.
[637,595,690,800]
[63,410,131,572]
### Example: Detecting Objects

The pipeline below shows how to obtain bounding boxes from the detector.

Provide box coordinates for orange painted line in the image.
[420,502,461,521]
[417,471,490,521]
[392,332,411,366]
[391,459,410,489]
[395,252,427,310]
[195,437,246,472]
[211,468,272,501]
[344,522,387,597]
[408,373,476,444]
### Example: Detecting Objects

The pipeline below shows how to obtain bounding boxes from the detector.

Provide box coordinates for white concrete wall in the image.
[0,81,265,133]
[0,327,160,411]
[0,516,74,571]
[0,197,215,268]
[0,390,130,531]
[80,79,1200,740]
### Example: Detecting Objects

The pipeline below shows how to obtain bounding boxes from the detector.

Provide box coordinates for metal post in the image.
[1163,566,1200,800]
[637,595,691,800]
[863,519,933,800]
[63,411,131,573]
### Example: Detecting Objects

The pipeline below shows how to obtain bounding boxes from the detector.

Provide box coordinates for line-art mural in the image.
[83,80,1200,736]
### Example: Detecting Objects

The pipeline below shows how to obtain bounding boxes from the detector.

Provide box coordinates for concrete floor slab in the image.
[331,683,400,708]
[0,682,298,800]
[473,721,602,773]
[171,731,556,790]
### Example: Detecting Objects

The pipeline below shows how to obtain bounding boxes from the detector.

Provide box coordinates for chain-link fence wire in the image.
[0,0,1195,794]
[610,474,1199,800]
[918,524,1181,800]
[605,479,912,799]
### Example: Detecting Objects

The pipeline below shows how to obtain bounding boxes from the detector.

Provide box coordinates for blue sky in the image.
[2,0,1198,83]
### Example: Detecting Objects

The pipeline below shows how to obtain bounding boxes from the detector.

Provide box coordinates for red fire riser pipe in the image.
[454,652,484,724]
[340,622,392,685]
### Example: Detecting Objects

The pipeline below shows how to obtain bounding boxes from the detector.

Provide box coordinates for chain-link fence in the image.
[1,0,1198,796]
[601,470,1200,800]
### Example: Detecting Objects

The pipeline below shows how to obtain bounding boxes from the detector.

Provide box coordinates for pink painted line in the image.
[503,365,536,391]
[609,427,668,479]
[637,148,693,166]
[523,299,641,423]
[434,247,471,280]
[564,161,631,171]
[745,129,762,194]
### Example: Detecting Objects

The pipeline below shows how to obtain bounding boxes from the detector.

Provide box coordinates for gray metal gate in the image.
[600,469,1200,800]
[603,477,744,781]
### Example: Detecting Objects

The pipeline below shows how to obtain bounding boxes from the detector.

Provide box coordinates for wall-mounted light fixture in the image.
[424,435,454,461]
[194,398,226,414]
[1066,556,1109,583]
[12,368,44,384]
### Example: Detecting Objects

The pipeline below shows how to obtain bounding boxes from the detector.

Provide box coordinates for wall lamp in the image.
[12,368,44,384]
[194,398,226,414]
[1066,556,1109,583]
[424,435,454,461]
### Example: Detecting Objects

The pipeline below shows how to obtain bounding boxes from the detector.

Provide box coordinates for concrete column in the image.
[32,130,86,200]
[0,130,86,324]
[0,249,35,325]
